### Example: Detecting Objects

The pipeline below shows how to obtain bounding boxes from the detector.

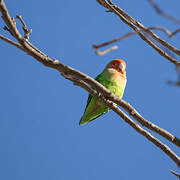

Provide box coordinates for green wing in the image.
[82,74,102,112]
[79,73,109,125]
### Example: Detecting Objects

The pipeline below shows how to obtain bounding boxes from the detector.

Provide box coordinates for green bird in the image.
[79,59,127,125]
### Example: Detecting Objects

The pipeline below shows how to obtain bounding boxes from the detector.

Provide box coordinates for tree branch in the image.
[96,0,180,65]
[0,34,25,51]
[148,0,180,25]
[94,45,118,56]
[93,26,180,50]
[170,169,180,179]
[0,0,180,169]
[16,15,32,40]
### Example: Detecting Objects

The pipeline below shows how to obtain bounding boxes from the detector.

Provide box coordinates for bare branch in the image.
[0,34,25,51]
[148,0,180,25]
[96,0,180,65]
[0,0,180,169]
[170,170,180,179]
[0,1,48,58]
[118,100,180,147]
[171,29,180,38]
[0,0,22,40]
[16,15,32,40]
[167,81,180,87]
[167,63,180,86]
[93,26,180,51]
[93,45,118,55]
[93,32,135,50]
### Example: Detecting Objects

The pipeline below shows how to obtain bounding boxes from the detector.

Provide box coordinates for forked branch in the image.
[96,0,180,65]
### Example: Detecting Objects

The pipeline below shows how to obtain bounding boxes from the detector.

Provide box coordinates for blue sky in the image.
[0,0,180,179]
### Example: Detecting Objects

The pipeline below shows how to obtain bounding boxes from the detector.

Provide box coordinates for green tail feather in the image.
[79,107,109,125]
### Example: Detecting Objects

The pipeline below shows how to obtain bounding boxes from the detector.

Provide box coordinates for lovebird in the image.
[79,59,127,125]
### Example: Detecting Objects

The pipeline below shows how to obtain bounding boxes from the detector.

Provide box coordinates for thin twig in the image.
[170,170,180,179]
[94,45,118,55]
[171,29,180,38]
[93,26,180,50]
[0,4,47,58]
[93,32,135,49]
[148,0,180,25]
[0,34,25,51]
[16,15,32,40]
[167,64,180,86]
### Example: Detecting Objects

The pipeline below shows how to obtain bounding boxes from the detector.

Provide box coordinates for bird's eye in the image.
[112,63,116,67]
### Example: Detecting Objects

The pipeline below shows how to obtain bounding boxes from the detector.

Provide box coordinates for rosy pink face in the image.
[107,59,126,75]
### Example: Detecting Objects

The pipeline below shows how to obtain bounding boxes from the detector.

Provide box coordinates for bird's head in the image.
[106,59,126,75]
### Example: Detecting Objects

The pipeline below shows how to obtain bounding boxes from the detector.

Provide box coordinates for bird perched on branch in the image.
[79,59,127,125]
